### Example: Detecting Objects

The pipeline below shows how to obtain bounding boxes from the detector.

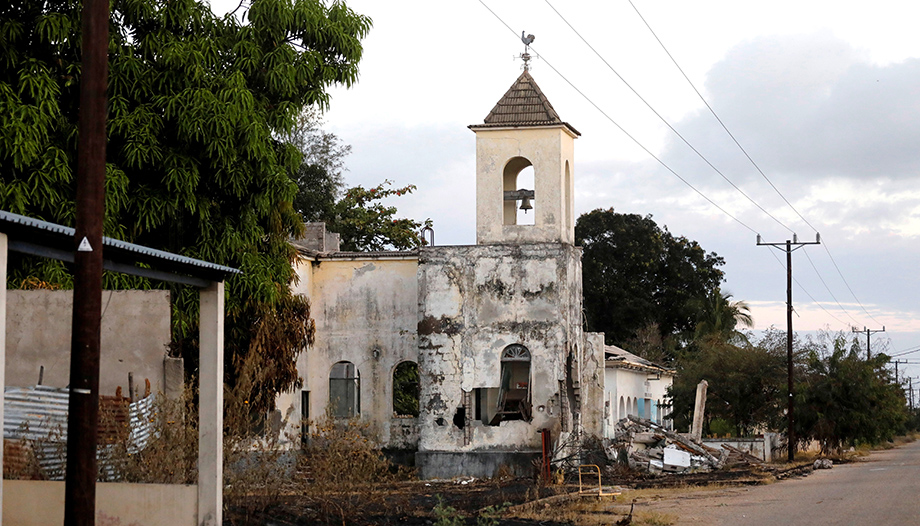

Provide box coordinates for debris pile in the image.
[609,415,775,474]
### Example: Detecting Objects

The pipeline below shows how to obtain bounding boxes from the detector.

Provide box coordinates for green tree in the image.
[281,109,351,223]
[692,288,754,344]
[575,208,724,353]
[668,337,786,436]
[327,180,429,251]
[0,0,371,413]
[796,334,908,454]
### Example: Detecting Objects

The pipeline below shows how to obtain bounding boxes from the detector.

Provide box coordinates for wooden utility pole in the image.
[852,326,885,361]
[757,233,820,462]
[64,0,109,523]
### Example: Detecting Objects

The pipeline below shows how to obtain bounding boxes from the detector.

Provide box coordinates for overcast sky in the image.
[216,1,920,378]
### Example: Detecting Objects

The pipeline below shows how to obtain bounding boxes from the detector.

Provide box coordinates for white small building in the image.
[603,345,674,438]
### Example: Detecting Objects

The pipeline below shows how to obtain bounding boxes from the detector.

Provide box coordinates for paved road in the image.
[647,440,920,525]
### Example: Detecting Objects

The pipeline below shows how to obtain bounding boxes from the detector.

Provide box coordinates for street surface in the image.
[644,439,920,525]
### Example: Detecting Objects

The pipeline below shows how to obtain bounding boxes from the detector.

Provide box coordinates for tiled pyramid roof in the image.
[471,70,579,135]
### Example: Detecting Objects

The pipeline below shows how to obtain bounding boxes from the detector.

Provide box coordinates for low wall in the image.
[416,450,540,479]
[3,480,197,525]
[702,433,778,462]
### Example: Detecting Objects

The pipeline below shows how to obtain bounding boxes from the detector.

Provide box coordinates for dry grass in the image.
[509,485,729,526]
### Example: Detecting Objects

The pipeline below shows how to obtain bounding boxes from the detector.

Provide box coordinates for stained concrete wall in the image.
[416,243,585,477]
[3,480,197,525]
[580,332,606,438]
[5,290,171,396]
[277,255,420,448]
[474,127,577,245]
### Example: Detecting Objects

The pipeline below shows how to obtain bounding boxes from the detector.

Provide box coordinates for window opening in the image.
[515,166,535,225]
[329,361,360,418]
[502,157,535,226]
[489,344,532,425]
[392,361,420,417]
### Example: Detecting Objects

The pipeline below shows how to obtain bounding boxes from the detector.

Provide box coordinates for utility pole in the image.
[65,0,108,523]
[852,326,885,360]
[757,233,820,462]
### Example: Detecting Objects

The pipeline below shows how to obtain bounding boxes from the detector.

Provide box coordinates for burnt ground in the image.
[223,463,808,526]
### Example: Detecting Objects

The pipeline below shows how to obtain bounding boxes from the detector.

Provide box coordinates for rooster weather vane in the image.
[520,31,535,70]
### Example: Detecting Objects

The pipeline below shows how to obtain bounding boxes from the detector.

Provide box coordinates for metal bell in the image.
[519,196,533,213]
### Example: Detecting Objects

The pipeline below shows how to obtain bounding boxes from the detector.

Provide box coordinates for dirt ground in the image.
[224,462,808,525]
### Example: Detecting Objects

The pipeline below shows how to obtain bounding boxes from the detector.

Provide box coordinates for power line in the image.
[625,0,818,235]
[889,346,920,358]
[821,240,884,326]
[543,0,795,235]
[476,0,759,235]
[480,0,882,334]
[801,247,860,325]
[768,248,848,327]
[625,0,884,330]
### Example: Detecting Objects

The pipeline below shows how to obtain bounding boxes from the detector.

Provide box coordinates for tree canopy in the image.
[796,335,907,453]
[0,0,371,412]
[575,208,724,352]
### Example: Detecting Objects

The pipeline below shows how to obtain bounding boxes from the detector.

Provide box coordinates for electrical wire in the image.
[801,247,860,325]
[479,0,885,334]
[476,0,759,235]
[767,250,849,327]
[821,240,884,326]
[625,0,883,329]
[543,0,794,235]
[626,0,817,235]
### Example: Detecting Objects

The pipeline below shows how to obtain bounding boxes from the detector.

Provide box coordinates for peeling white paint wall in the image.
[417,243,585,453]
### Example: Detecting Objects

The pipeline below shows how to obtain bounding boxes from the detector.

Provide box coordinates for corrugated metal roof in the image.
[0,210,239,280]
[4,385,159,480]
[605,345,674,375]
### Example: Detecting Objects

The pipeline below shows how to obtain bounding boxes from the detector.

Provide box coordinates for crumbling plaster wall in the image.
[580,332,606,438]
[277,255,420,448]
[417,243,585,454]
[5,290,171,396]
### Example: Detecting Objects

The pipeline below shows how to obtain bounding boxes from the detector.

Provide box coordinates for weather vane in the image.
[520,31,535,70]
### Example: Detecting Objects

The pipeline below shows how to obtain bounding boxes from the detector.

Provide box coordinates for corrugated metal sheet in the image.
[4,386,159,480]
[0,210,240,276]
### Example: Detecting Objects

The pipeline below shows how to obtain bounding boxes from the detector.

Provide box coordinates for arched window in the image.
[619,396,625,421]
[502,157,535,226]
[392,361,420,417]
[329,361,360,418]
[490,344,532,423]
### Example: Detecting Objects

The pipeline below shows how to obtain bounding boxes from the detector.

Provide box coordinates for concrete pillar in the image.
[0,232,7,525]
[198,281,224,526]
[691,380,708,442]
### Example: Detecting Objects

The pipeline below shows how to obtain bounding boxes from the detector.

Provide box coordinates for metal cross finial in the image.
[520,31,535,70]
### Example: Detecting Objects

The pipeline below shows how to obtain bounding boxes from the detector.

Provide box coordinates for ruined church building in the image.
[276,70,671,479]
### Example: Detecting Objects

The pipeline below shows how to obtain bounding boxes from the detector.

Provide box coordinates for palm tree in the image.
[693,288,754,344]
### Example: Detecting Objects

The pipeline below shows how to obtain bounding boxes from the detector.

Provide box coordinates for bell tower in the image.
[469,70,580,245]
